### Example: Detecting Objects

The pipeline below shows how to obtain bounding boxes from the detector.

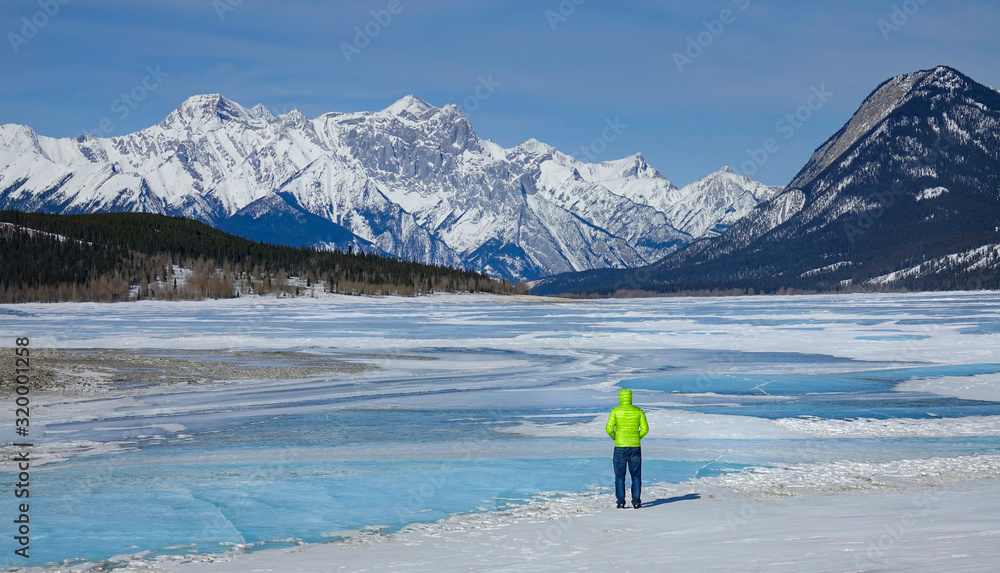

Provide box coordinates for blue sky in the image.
[1,0,998,187]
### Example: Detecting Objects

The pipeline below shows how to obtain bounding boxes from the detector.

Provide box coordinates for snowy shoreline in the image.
[25,455,1000,572]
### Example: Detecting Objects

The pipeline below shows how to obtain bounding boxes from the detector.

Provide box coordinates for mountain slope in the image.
[0,95,775,281]
[533,66,1000,295]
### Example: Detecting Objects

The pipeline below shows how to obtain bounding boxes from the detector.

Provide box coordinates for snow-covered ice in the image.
[2,291,1000,571]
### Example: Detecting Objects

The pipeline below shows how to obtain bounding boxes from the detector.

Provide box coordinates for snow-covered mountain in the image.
[0,93,777,281]
[660,166,781,238]
[534,65,1000,295]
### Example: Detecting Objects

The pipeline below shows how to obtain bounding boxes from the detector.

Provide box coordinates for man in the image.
[605,388,649,508]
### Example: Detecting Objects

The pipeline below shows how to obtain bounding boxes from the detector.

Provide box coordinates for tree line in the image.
[0,211,528,303]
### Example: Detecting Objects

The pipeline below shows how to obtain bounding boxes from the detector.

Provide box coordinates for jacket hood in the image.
[618,388,632,406]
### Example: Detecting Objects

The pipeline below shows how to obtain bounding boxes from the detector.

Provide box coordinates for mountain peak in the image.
[163,94,261,130]
[518,138,556,155]
[684,165,777,192]
[179,93,244,118]
[0,123,41,153]
[383,94,436,118]
[278,108,305,120]
[248,103,274,120]
[916,65,973,92]
[596,153,659,180]
[787,66,963,189]
[929,64,961,76]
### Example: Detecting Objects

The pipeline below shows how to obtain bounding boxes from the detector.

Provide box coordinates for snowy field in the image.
[1,291,1000,571]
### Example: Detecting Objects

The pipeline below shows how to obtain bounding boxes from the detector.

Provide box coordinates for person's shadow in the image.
[641,493,701,508]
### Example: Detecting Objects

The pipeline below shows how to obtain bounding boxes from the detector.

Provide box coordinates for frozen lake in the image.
[2,292,1000,567]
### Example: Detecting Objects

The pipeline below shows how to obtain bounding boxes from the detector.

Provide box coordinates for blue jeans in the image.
[613,447,641,504]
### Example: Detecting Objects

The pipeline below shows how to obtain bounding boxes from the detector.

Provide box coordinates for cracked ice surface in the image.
[2,291,1000,569]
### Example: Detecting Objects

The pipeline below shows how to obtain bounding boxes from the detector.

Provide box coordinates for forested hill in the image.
[0,211,525,303]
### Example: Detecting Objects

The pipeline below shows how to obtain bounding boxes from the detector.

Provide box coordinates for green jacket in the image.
[606,388,649,447]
